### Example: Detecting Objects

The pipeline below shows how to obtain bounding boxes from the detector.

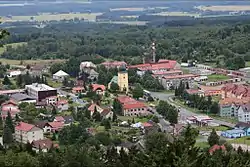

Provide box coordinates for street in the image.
[151,92,236,128]
[57,88,86,106]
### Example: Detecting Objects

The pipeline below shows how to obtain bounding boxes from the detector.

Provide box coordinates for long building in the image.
[25,83,57,101]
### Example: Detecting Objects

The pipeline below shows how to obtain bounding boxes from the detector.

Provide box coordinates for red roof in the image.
[91,84,106,91]
[209,144,226,154]
[186,89,202,95]
[128,60,177,71]
[101,61,127,67]
[15,122,35,132]
[1,100,17,106]
[57,100,68,106]
[47,122,64,129]
[117,96,146,110]
[32,139,53,150]
[152,70,182,75]
[88,103,99,112]
[143,122,153,127]
[54,116,65,122]
[72,87,85,91]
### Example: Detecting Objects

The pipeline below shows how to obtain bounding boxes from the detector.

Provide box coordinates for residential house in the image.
[88,69,99,82]
[199,85,222,96]
[45,96,58,105]
[44,122,64,133]
[72,86,85,94]
[194,76,208,82]
[34,121,49,132]
[117,96,148,116]
[10,93,36,104]
[15,122,44,144]
[101,61,127,69]
[30,65,47,76]
[54,115,74,126]
[221,129,246,138]
[88,103,113,119]
[221,84,250,99]
[53,70,69,82]
[56,99,69,111]
[1,100,20,120]
[32,138,56,153]
[219,98,250,117]
[25,83,57,101]
[186,89,204,96]
[238,104,250,123]
[0,89,25,96]
[91,84,106,95]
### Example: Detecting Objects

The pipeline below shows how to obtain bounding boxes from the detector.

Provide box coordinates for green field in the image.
[198,125,230,131]
[0,58,65,66]
[4,13,103,22]
[229,137,250,145]
[195,142,210,148]
[207,74,230,82]
[0,42,27,54]
[99,21,148,25]
[246,61,250,67]
[149,12,200,17]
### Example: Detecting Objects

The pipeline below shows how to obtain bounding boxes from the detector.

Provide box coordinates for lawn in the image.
[246,61,250,67]
[229,137,250,145]
[4,13,103,22]
[47,78,62,88]
[195,141,210,148]
[207,74,230,82]
[0,42,27,55]
[0,58,65,66]
[198,125,230,131]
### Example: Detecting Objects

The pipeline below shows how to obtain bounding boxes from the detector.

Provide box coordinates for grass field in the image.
[246,61,250,67]
[198,125,230,131]
[207,74,230,82]
[195,141,210,148]
[196,5,250,12]
[149,12,200,17]
[4,13,103,22]
[0,58,65,66]
[229,137,250,145]
[110,8,145,12]
[0,42,27,54]
[99,21,148,25]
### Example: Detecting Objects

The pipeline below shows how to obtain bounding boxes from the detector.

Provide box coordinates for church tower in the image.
[118,65,129,93]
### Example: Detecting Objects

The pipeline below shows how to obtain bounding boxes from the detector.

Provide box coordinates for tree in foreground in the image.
[5,111,14,133]
[3,126,13,146]
[2,76,12,85]
[208,129,220,146]
[132,83,143,99]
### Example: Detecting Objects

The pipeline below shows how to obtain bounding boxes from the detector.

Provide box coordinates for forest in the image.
[1,20,250,70]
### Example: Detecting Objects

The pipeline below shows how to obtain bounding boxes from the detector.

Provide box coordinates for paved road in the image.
[57,88,86,106]
[151,92,236,128]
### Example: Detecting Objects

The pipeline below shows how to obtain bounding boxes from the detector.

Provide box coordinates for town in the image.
[1,41,250,155]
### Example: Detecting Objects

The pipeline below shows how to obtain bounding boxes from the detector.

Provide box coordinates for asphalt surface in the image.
[151,92,236,128]
[57,88,86,106]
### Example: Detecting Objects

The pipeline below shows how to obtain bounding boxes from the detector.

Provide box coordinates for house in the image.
[194,76,208,82]
[30,65,47,76]
[101,61,127,69]
[1,100,20,120]
[209,144,226,154]
[0,89,25,96]
[88,69,99,82]
[159,74,196,90]
[199,85,222,96]
[152,70,183,78]
[25,83,57,101]
[44,122,64,133]
[238,104,250,123]
[7,70,21,77]
[56,99,69,111]
[221,129,246,138]
[72,86,85,94]
[32,138,55,153]
[117,96,148,116]
[219,98,250,117]
[10,93,36,104]
[221,84,250,99]
[15,122,44,144]
[53,70,69,82]
[34,120,49,132]
[91,84,106,95]
[80,61,96,72]
[54,115,74,126]
[186,89,204,96]
[88,103,113,119]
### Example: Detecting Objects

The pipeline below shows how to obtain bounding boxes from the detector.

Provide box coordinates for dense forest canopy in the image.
[1,20,250,70]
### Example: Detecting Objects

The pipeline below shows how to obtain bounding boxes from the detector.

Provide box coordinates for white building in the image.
[52,70,69,81]
[7,70,21,78]
[238,104,250,123]
[25,83,57,101]
[15,122,44,144]
[194,76,208,82]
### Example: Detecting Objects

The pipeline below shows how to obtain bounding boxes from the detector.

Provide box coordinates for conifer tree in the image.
[208,129,220,146]
[2,76,12,85]
[5,111,14,133]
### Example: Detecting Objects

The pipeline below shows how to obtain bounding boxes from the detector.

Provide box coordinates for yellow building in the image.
[118,70,129,92]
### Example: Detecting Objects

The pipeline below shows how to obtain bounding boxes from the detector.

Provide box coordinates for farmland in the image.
[3,13,103,22]
[196,5,250,12]
[149,12,200,17]
[0,58,65,66]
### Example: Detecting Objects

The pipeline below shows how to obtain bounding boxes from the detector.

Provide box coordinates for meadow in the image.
[149,12,200,17]
[3,13,103,22]
[196,5,250,12]
[0,42,27,55]
[0,58,65,66]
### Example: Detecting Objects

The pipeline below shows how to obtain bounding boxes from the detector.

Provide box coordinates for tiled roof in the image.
[72,87,85,91]
[47,122,64,129]
[34,120,48,129]
[219,98,250,105]
[143,122,153,127]
[186,89,203,95]
[88,103,99,112]
[1,100,17,106]
[209,144,226,154]
[101,109,111,117]
[15,122,35,132]
[152,70,182,75]
[32,139,53,150]
[163,74,197,80]
[57,100,68,106]
[92,84,106,91]
[54,116,65,122]
[117,96,146,110]
[128,60,177,70]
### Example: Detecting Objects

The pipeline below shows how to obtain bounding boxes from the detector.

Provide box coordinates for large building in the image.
[238,104,250,123]
[25,83,57,101]
[117,96,148,116]
[221,84,250,99]
[15,122,44,144]
[101,61,127,69]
